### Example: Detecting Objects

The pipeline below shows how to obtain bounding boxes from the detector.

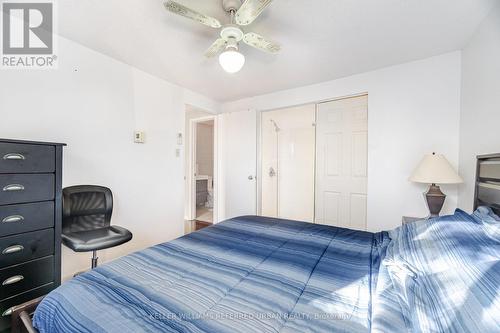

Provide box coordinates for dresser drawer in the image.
[0,256,54,300]
[0,282,54,332]
[0,174,54,205]
[0,201,54,237]
[0,143,55,174]
[0,229,54,269]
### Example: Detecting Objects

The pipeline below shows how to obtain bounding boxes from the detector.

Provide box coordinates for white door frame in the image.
[187,115,218,222]
[256,110,263,217]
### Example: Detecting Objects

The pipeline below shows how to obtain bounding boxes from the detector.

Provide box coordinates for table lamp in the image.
[409,152,463,217]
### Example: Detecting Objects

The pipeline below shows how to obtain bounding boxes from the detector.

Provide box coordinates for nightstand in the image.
[402,216,425,225]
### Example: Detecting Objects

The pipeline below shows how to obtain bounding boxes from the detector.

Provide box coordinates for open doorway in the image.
[193,119,215,223]
[185,106,217,232]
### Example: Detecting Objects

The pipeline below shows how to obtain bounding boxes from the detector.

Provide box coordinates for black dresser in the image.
[0,139,64,333]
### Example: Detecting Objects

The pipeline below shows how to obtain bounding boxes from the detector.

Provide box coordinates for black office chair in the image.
[62,185,132,269]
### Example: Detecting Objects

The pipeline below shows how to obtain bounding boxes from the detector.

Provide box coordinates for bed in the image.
[27,154,500,332]
[33,218,393,333]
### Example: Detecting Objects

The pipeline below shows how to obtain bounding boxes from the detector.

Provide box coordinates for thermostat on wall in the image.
[134,131,145,143]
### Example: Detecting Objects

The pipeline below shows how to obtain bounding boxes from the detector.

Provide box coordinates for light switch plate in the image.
[134,131,145,143]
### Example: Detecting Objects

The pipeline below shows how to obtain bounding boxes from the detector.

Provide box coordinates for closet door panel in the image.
[315,95,368,230]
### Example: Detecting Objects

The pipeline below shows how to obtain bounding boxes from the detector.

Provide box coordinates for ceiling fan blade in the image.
[205,39,227,58]
[243,32,280,53]
[235,0,273,26]
[164,1,222,29]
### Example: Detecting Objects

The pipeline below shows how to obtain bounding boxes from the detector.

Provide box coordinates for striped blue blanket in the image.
[33,211,500,332]
[381,208,500,333]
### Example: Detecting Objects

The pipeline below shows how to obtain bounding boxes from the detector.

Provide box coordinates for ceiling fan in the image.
[164,0,280,73]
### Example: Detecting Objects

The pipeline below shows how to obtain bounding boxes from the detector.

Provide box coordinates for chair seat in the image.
[62,226,132,252]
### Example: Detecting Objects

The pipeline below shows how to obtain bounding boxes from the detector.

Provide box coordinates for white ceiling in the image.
[58,0,496,102]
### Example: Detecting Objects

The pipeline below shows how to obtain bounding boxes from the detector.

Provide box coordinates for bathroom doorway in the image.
[193,119,215,223]
[185,107,217,230]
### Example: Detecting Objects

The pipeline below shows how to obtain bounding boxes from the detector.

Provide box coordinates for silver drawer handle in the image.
[2,307,13,317]
[2,245,24,255]
[2,275,24,286]
[2,215,24,223]
[2,153,25,160]
[2,184,25,192]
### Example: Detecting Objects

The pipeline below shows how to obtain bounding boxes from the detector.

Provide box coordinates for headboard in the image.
[474,153,500,215]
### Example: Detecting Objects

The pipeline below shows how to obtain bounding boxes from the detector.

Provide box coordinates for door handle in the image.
[2,215,24,223]
[2,275,24,286]
[2,245,24,255]
[2,184,25,192]
[2,153,25,160]
[248,175,254,180]
[269,167,276,177]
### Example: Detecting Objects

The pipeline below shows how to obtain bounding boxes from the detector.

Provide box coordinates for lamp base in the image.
[425,184,446,218]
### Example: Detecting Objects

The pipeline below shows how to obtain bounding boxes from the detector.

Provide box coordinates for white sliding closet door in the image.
[315,95,368,230]
[219,109,257,219]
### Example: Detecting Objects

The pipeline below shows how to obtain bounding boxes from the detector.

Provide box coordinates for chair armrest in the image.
[10,296,43,333]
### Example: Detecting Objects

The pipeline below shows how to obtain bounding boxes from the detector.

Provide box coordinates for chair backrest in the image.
[62,185,113,233]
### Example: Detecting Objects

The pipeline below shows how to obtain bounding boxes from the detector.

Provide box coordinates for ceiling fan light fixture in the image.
[164,0,280,74]
[219,48,245,73]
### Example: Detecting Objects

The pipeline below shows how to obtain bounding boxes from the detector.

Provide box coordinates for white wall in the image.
[458,4,500,212]
[0,36,219,280]
[222,52,462,232]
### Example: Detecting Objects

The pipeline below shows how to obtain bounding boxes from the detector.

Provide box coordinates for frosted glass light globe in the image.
[219,50,245,73]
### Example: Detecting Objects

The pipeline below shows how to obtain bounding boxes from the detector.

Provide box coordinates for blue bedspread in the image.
[381,208,500,332]
[33,211,500,332]
[33,216,393,332]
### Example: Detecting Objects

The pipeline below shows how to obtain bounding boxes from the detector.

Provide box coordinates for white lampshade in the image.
[409,153,463,184]
[219,50,245,73]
